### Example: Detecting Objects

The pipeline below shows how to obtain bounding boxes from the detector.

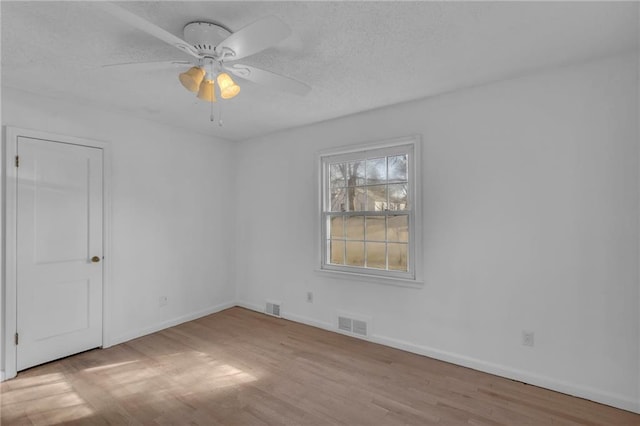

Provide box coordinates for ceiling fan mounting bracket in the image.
[183,21,232,57]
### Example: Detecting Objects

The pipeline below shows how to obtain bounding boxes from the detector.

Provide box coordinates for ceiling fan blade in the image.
[217,16,290,61]
[225,64,311,96]
[102,60,192,71]
[98,2,202,59]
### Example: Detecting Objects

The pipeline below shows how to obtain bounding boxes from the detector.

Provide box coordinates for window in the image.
[319,136,421,283]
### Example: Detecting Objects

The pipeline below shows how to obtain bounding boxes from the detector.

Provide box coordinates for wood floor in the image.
[1,307,639,425]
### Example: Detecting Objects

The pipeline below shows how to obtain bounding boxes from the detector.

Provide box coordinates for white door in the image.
[16,136,103,371]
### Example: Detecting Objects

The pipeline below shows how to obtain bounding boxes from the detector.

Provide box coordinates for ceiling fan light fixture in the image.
[197,78,217,102]
[179,66,206,92]
[217,72,241,99]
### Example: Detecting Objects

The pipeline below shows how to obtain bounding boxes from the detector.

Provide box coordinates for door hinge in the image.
[14,333,19,345]
[15,155,19,167]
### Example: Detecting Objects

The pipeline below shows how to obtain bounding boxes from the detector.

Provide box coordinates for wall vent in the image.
[265,301,281,317]
[336,312,369,337]
[352,319,367,336]
[338,316,352,332]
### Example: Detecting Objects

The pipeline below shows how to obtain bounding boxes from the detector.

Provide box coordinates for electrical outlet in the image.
[159,296,168,307]
[522,330,534,347]
[306,291,313,303]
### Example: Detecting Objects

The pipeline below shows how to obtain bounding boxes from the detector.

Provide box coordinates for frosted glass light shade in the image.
[179,67,205,92]
[217,72,240,99]
[197,79,216,102]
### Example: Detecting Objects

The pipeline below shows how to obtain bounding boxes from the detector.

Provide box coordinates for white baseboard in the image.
[236,300,337,331]
[22,298,635,414]
[235,300,263,314]
[236,301,639,414]
[369,334,639,414]
[109,301,235,347]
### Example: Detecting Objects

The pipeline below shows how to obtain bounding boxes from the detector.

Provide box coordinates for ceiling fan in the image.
[99,2,310,109]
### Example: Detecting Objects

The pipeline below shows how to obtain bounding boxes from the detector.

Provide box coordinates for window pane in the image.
[366,157,386,185]
[366,185,387,211]
[330,188,347,212]
[388,243,408,271]
[330,216,344,239]
[388,183,408,210]
[366,242,386,269]
[346,241,365,266]
[346,161,365,186]
[388,155,408,183]
[346,216,364,240]
[330,163,346,188]
[345,187,366,211]
[365,216,385,241]
[330,240,345,265]
[388,215,408,242]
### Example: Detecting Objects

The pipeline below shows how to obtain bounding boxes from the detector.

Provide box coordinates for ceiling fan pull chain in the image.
[210,98,215,122]
[210,60,216,122]
[218,102,223,127]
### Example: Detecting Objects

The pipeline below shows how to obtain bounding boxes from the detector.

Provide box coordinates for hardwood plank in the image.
[1,307,639,425]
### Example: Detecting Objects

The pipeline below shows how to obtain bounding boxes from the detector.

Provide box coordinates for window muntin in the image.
[321,141,417,280]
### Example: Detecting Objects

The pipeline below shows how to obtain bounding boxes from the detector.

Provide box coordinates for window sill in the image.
[314,268,424,288]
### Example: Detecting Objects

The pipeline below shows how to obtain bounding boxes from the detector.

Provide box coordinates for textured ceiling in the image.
[2,1,638,141]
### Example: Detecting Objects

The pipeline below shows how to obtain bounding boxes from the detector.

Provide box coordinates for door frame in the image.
[2,126,112,380]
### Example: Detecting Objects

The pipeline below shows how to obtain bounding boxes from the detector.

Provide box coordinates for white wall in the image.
[235,53,640,412]
[1,53,638,413]
[1,88,237,358]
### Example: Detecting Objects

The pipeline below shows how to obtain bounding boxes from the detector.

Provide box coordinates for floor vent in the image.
[337,313,369,337]
[266,301,281,317]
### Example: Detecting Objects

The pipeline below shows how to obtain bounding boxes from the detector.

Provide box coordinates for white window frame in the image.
[317,135,423,287]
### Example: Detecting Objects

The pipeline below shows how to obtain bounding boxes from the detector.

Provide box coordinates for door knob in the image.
[91,256,101,263]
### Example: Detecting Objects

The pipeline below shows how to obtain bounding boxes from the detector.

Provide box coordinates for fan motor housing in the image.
[183,21,231,56]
